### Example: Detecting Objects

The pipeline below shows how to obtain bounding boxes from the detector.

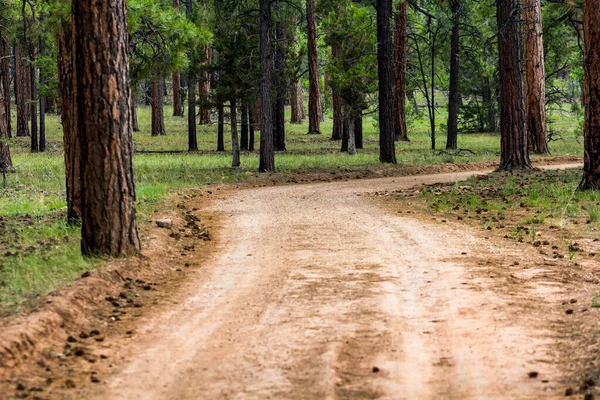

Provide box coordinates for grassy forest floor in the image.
[0,104,584,315]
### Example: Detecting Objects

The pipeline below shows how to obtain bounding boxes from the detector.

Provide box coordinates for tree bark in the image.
[306,0,321,134]
[580,0,600,189]
[347,117,356,155]
[273,21,287,152]
[0,34,10,139]
[151,77,166,136]
[173,72,183,117]
[57,26,81,223]
[377,0,397,163]
[199,46,212,125]
[249,104,256,151]
[0,42,13,173]
[231,98,240,168]
[15,45,29,137]
[331,43,343,141]
[394,0,409,142]
[446,0,460,150]
[523,0,550,154]
[39,36,46,153]
[259,0,275,172]
[290,80,304,124]
[217,103,225,152]
[171,0,183,117]
[241,100,249,150]
[73,0,141,256]
[187,1,198,151]
[29,43,38,152]
[355,112,363,149]
[496,0,532,170]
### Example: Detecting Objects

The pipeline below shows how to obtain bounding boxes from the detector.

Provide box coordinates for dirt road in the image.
[87,168,578,400]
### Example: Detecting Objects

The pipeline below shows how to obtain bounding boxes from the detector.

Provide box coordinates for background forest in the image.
[0,0,589,308]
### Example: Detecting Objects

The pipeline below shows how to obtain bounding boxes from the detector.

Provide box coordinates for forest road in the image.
[91,165,580,400]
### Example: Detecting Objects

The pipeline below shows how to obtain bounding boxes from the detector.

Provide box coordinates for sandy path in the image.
[90,167,578,400]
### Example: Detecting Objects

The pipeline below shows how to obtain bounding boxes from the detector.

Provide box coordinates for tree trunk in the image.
[231,98,240,168]
[259,0,275,172]
[446,0,460,150]
[173,72,183,117]
[580,0,600,189]
[377,0,397,163]
[355,112,363,149]
[483,76,497,132]
[187,1,198,151]
[57,27,81,223]
[341,113,349,152]
[15,45,29,137]
[217,103,225,152]
[241,100,249,150]
[331,43,343,141]
[151,77,166,136]
[497,0,532,170]
[523,0,550,154]
[73,0,141,257]
[172,0,183,117]
[198,46,212,125]
[39,36,46,153]
[29,43,38,152]
[273,21,287,152]
[0,34,10,139]
[347,117,356,155]
[306,0,321,134]
[394,0,409,142]
[132,94,140,132]
[249,104,256,151]
[290,80,304,124]
[0,43,13,173]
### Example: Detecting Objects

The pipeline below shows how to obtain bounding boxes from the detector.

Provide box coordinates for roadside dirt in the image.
[1,159,595,400]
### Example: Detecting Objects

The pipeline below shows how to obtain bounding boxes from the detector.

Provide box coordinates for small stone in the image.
[16,383,26,391]
[81,271,91,278]
[372,366,380,373]
[156,219,173,229]
[564,387,573,396]
[528,371,539,378]
[67,336,77,343]
[91,376,101,383]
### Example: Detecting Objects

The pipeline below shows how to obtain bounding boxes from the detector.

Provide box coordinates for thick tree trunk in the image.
[0,34,10,139]
[254,97,261,131]
[259,0,275,172]
[241,100,249,150]
[151,77,166,136]
[355,112,363,149]
[57,27,81,223]
[523,0,550,154]
[231,98,240,168]
[377,0,397,163]
[497,0,532,170]
[73,0,141,256]
[446,0,460,150]
[580,0,600,189]
[306,0,321,134]
[273,22,287,152]
[15,45,29,137]
[199,46,212,125]
[290,80,304,124]
[217,103,225,152]
[341,115,349,152]
[347,117,356,155]
[331,43,343,141]
[394,0,409,142]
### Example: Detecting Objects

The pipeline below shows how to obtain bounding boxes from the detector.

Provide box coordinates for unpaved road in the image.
[88,167,579,400]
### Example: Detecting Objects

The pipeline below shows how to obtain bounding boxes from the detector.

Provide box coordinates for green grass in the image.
[0,102,584,313]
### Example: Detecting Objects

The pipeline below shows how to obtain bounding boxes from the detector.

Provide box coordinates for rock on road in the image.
[90,168,577,400]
